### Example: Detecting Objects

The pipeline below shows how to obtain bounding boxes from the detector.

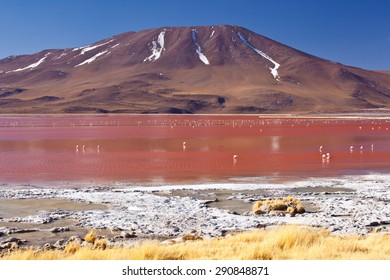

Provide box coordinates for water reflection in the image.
[271,136,280,152]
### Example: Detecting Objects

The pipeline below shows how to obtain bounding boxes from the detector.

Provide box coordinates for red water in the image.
[0,115,389,184]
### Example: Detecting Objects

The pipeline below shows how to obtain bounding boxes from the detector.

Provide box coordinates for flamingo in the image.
[76,145,79,152]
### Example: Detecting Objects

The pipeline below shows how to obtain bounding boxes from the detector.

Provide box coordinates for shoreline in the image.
[1,173,390,251]
[0,111,390,117]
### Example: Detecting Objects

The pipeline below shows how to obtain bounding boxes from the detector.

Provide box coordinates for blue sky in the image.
[1,0,389,69]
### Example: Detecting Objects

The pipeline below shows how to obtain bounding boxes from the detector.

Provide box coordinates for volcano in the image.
[1,25,390,114]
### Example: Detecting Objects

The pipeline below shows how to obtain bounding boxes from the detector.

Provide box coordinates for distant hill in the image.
[1,25,390,114]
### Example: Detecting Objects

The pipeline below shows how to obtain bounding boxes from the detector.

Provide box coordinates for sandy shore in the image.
[1,174,390,250]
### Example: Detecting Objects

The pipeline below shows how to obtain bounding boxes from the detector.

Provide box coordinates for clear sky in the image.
[1,0,389,70]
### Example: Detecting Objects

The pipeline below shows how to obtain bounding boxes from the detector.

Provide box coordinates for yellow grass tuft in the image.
[269,202,288,211]
[283,196,300,204]
[64,242,80,255]
[253,196,305,215]
[93,238,108,250]
[182,234,203,241]
[2,226,390,260]
[252,201,263,211]
[84,229,97,244]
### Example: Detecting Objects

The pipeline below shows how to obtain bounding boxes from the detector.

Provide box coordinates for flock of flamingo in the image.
[75,144,100,153]
[69,119,385,168]
[74,138,376,165]
[318,143,375,163]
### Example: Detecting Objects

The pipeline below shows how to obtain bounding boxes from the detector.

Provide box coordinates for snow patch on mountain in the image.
[74,40,113,55]
[75,50,109,67]
[238,32,280,80]
[144,30,166,62]
[192,29,210,65]
[53,52,68,60]
[7,53,51,73]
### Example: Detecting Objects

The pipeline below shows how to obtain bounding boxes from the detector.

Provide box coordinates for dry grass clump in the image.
[93,238,108,250]
[2,226,390,260]
[182,234,203,241]
[84,229,109,250]
[252,196,305,215]
[84,229,97,244]
[64,242,80,255]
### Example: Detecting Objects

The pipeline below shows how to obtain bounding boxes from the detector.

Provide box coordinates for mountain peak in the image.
[0,25,390,114]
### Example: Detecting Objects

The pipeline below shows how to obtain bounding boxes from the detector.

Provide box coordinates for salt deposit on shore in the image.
[1,174,390,249]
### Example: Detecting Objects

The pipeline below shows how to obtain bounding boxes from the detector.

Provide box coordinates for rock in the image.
[219,230,228,237]
[256,224,267,229]
[49,226,70,233]
[41,217,54,224]
[53,239,66,249]
[0,242,19,251]
[1,237,27,246]
[8,216,54,224]
[120,231,137,238]
[5,227,38,234]
[171,226,180,233]
[42,243,56,250]
[67,235,82,244]
[111,226,124,232]
[367,221,380,227]
[110,235,124,241]
[253,209,266,215]
[203,199,219,204]
[7,217,24,223]
[268,210,286,216]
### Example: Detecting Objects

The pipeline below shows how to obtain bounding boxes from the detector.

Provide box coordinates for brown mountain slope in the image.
[0,25,390,114]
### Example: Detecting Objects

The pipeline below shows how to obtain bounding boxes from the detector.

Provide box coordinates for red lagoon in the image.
[0,114,389,184]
